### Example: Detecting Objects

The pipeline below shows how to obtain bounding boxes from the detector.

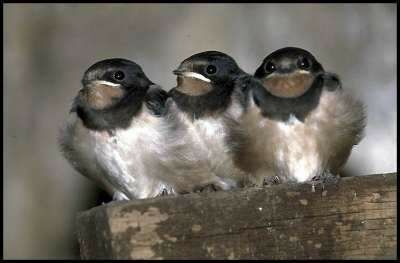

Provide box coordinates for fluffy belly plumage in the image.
[88,118,169,199]
[273,115,323,183]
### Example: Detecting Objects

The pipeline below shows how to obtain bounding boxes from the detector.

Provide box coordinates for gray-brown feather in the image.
[236,87,366,186]
[59,107,174,200]
[151,94,249,192]
[58,114,122,196]
[59,96,248,199]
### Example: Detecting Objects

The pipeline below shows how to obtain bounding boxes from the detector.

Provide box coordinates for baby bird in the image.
[236,47,366,189]
[157,51,252,193]
[59,58,170,200]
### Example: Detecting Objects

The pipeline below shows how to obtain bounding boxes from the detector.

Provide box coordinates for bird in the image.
[58,58,171,200]
[156,51,253,193]
[236,47,366,190]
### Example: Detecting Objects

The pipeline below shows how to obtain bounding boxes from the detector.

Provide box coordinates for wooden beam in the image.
[76,173,397,259]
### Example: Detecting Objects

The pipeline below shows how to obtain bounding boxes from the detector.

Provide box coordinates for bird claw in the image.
[160,188,169,196]
[156,187,177,197]
[194,184,221,193]
[107,129,116,137]
[262,175,281,186]
[309,171,340,193]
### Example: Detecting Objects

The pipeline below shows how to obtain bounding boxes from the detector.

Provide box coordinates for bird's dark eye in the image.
[298,58,310,70]
[205,65,217,75]
[264,61,276,73]
[114,71,125,81]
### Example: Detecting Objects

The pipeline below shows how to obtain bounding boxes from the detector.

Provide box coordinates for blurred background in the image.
[4,3,396,259]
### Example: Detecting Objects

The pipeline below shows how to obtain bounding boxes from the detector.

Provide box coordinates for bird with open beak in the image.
[157,51,252,193]
[59,58,171,200]
[236,47,366,190]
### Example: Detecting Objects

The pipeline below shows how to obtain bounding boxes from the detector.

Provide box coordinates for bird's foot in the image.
[193,184,221,193]
[262,175,282,186]
[157,186,177,197]
[309,171,340,193]
[242,181,259,189]
[160,188,169,196]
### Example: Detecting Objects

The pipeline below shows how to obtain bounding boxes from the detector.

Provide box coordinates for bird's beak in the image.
[172,65,211,83]
[173,69,184,76]
[173,61,193,75]
[173,63,190,76]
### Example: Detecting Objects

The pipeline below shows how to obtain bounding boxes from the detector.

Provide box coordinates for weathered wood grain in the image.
[76,173,397,259]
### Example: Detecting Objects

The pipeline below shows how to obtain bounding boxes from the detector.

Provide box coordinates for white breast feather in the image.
[276,114,321,182]
[227,99,244,121]
[171,101,240,190]
[90,108,168,198]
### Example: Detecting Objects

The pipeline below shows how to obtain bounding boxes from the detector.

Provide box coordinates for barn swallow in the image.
[156,51,252,193]
[237,47,366,190]
[59,58,171,200]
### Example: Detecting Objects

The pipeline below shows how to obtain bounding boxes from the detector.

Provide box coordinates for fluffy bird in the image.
[59,58,170,200]
[236,47,366,189]
[157,51,252,193]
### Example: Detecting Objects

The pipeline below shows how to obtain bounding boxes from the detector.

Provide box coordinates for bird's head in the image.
[254,47,324,98]
[79,58,153,110]
[172,51,245,96]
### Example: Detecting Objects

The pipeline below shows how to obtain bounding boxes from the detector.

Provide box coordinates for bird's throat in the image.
[175,76,213,96]
[262,72,313,98]
[80,84,124,110]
